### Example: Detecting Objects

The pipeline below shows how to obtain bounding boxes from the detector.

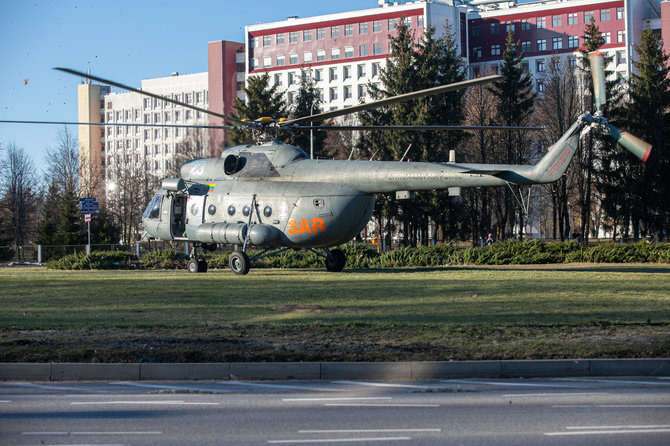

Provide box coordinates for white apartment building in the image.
[245,1,466,114]
[103,72,209,185]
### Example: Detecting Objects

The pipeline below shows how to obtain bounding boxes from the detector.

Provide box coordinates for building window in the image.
[536,59,545,72]
[568,36,579,48]
[344,85,352,99]
[388,18,396,31]
[600,9,610,22]
[317,89,324,101]
[552,15,562,27]
[472,24,481,36]
[359,44,368,57]
[372,63,380,77]
[418,15,424,28]
[505,21,514,32]
[521,41,531,53]
[317,50,326,62]
[536,39,546,51]
[343,65,351,79]
[288,31,298,43]
[303,29,312,41]
[552,37,563,50]
[617,7,624,20]
[289,54,298,65]
[603,32,611,44]
[304,51,312,63]
[537,80,545,93]
[491,44,501,56]
[344,46,354,58]
[568,13,578,25]
[373,42,383,55]
[490,22,499,34]
[331,26,339,38]
[358,64,366,78]
[317,28,325,39]
[403,17,411,27]
[359,22,368,34]
[329,67,338,81]
[373,20,382,32]
[263,56,271,68]
[617,51,627,65]
[617,30,626,43]
[314,69,323,81]
[472,47,482,59]
[536,17,546,29]
[584,11,594,23]
[344,24,353,36]
[329,87,338,101]
[276,33,285,44]
[263,35,272,46]
[274,74,282,86]
[358,85,367,98]
[520,19,530,31]
[331,48,340,60]
[276,55,285,66]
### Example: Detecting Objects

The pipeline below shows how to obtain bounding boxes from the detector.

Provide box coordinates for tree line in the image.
[2,19,668,259]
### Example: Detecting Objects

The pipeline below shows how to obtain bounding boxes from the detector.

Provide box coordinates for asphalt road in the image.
[1,377,669,445]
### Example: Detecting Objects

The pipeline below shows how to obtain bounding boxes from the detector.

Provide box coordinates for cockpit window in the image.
[144,195,163,219]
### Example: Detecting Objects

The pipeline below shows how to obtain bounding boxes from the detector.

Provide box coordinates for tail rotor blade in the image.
[604,122,652,162]
[589,51,607,111]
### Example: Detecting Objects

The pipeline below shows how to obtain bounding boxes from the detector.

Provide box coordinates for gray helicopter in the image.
[3,53,651,274]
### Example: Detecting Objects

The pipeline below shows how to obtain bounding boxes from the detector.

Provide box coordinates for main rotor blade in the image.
[289,124,544,132]
[0,119,240,130]
[54,67,249,128]
[281,74,502,126]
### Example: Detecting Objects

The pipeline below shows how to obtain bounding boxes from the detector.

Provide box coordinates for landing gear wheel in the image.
[188,258,200,273]
[325,248,346,272]
[229,251,250,275]
[197,259,208,273]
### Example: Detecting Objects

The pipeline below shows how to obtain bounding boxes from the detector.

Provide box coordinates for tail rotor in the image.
[587,51,652,162]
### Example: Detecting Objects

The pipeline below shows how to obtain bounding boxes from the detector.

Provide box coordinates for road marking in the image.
[566,425,670,430]
[112,381,229,393]
[504,392,609,398]
[10,382,108,393]
[555,404,670,408]
[283,397,392,402]
[23,431,162,435]
[555,378,670,386]
[0,400,11,403]
[221,382,344,392]
[71,400,219,406]
[268,437,412,443]
[324,403,440,408]
[442,380,588,389]
[298,429,442,434]
[545,426,670,436]
[332,381,433,389]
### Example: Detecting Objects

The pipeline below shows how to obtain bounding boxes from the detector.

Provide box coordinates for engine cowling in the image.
[193,223,281,246]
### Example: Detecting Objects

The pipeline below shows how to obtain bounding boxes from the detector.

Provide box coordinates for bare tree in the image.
[536,55,580,240]
[0,143,39,258]
[166,129,209,178]
[45,127,79,195]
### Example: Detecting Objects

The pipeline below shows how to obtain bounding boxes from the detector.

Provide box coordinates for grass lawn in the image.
[1,263,669,362]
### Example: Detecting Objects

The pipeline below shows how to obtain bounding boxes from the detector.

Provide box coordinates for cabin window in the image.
[144,195,162,219]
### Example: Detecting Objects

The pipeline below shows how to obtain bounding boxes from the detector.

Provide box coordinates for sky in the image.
[0,0,373,170]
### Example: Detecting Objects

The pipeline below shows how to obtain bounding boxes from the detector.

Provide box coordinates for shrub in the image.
[47,251,137,270]
[140,249,188,269]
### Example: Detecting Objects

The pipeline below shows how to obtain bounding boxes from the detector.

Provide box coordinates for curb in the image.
[1,359,669,381]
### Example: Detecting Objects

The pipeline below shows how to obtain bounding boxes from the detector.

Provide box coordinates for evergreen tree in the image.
[488,29,536,239]
[36,180,61,246]
[231,73,286,145]
[54,189,84,248]
[615,25,670,238]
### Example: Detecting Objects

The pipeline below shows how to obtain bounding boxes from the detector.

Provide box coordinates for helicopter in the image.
[3,52,651,274]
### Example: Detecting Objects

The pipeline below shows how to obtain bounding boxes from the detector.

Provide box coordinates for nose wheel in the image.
[325,248,346,272]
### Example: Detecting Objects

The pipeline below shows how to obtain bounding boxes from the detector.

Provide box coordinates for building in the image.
[103,71,209,185]
[78,40,244,197]
[246,0,666,107]
[78,82,110,200]
[245,1,467,114]
[467,0,664,91]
